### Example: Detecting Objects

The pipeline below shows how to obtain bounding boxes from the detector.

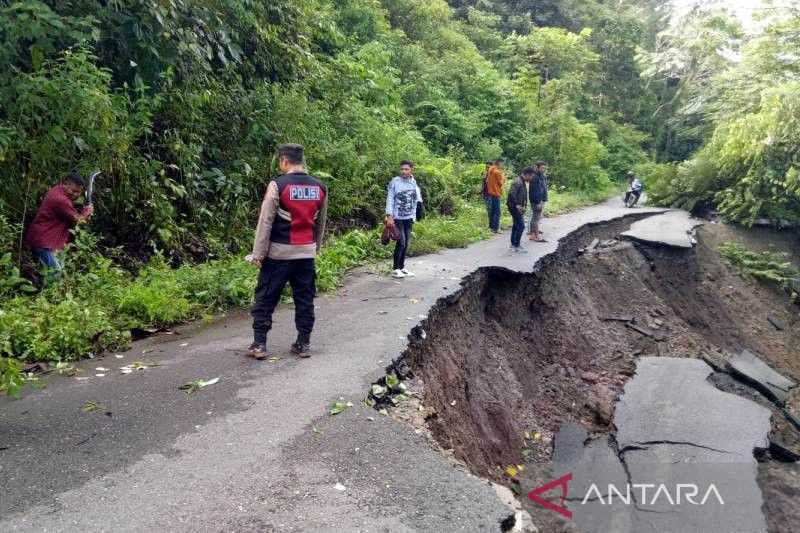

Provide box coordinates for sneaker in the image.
[291,341,311,358]
[509,246,518,253]
[516,247,529,254]
[247,342,268,360]
[401,269,415,277]
[392,269,406,278]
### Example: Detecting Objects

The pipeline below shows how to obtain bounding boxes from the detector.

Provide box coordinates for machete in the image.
[86,171,102,205]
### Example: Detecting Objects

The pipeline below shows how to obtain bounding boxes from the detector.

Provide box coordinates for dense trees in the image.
[643,5,800,224]
[0,0,660,261]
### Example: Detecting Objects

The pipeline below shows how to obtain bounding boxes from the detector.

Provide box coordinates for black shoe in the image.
[248,342,268,360]
[291,340,311,358]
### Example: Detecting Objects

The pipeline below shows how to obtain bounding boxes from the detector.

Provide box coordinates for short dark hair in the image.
[522,166,536,176]
[535,161,546,168]
[495,158,504,164]
[485,161,494,166]
[277,143,304,164]
[400,160,414,167]
[64,171,86,188]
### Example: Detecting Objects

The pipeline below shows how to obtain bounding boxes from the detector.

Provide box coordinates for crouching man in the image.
[247,144,328,360]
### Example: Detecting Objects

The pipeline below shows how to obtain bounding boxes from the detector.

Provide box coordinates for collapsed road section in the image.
[374,210,800,532]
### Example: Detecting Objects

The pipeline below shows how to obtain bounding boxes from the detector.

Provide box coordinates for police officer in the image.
[246,144,328,359]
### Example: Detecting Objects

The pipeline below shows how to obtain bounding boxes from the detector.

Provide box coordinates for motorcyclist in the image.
[624,171,643,207]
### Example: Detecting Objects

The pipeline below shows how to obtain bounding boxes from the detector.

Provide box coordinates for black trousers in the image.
[393,219,413,270]
[251,258,316,345]
[625,190,641,205]
[509,207,525,247]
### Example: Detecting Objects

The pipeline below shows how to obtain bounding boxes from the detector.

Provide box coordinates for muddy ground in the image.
[388,219,800,532]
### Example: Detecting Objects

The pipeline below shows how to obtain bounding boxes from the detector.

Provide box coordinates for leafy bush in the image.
[719,242,800,302]
[0,295,126,362]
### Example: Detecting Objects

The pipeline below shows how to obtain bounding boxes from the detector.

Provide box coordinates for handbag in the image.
[380,223,402,245]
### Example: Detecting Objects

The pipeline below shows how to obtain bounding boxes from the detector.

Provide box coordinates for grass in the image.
[0,186,620,393]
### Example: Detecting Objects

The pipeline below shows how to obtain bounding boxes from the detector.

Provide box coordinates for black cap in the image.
[64,171,86,188]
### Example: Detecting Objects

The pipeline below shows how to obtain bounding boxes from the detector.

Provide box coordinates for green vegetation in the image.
[719,242,800,302]
[639,6,800,225]
[0,0,679,391]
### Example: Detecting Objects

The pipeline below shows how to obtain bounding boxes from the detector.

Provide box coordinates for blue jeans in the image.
[509,207,525,247]
[33,248,61,271]
[487,196,501,232]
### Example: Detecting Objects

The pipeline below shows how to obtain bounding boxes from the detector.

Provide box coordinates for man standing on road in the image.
[385,160,421,279]
[486,159,505,233]
[507,167,535,253]
[481,160,492,216]
[25,171,94,278]
[247,144,328,360]
[528,161,549,242]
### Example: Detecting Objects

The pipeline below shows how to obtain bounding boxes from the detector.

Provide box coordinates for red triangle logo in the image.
[527,472,573,519]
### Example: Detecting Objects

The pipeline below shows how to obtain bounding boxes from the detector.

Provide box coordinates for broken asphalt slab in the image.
[727,349,796,406]
[621,210,703,249]
[551,358,773,533]
[615,357,771,459]
[614,357,771,533]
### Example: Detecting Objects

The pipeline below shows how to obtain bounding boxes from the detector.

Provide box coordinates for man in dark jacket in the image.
[246,144,328,360]
[528,161,549,242]
[507,167,535,253]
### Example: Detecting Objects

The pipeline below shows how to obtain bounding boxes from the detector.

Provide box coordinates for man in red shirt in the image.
[25,172,94,273]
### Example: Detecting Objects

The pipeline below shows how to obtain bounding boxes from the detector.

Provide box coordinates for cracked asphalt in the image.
[0,198,665,532]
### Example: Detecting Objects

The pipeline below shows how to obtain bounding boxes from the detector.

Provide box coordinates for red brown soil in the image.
[401,219,799,532]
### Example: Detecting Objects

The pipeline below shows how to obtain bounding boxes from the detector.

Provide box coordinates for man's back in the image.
[26,184,78,251]
[486,166,504,197]
[272,172,327,246]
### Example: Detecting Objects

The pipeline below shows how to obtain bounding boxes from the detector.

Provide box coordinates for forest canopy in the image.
[0,0,665,260]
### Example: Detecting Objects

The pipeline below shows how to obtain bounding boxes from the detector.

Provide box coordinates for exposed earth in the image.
[396,210,800,532]
[2,198,798,532]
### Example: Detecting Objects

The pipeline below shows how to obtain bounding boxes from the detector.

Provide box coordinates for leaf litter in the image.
[179,377,220,395]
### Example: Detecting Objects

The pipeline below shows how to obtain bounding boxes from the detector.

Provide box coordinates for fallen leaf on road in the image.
[179,342,189,347]
[385,373,400,389]
[95,373,106,377]
[114,354,124,359]
[504,465,519,478]
[268,357,280,363]
[95,367,109,372]
[330,401,348,415]
[120,360,160,374]
[334,483,346,491]
[179,377,220,394]
[409,298,420,304]
[81,401,105,413]
[55,362,77,376]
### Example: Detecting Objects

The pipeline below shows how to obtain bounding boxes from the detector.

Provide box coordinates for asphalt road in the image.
[0,198,664,532]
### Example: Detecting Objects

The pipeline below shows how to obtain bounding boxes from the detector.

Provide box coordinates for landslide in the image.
[401,220,800,487]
